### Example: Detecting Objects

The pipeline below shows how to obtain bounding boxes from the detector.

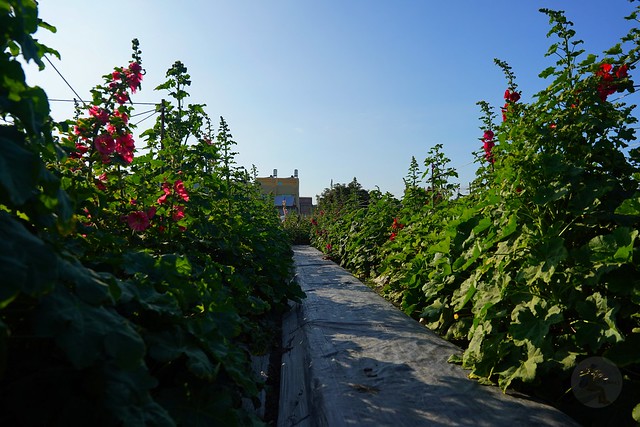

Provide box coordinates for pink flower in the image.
[96,172,108,191]
[147,206,157,219]
[75,142,89,154]
[115,92,129,105]
[116,133,135,163]
[172,205,186,222]
[113,110,129,124]
[95,134,116,157]
[157,193,168,205]
[174,180,189,201]
[89,106,109,124]
[125,63,143,93]
[128,62,142,75]
[127,211,150,231]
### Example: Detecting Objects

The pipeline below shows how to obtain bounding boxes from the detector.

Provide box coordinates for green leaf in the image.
[509,297,563,347]
[633,403,640,422]
[0,212,57,301]
[34,286,144,370]
[615,195,640,216]
[574,293,623,351]
[539,66,556,79]
[589,227,638,264]
[603,333,640,367]
[0,128,40,206]
[499,343,544,390]
[102,363,175,427]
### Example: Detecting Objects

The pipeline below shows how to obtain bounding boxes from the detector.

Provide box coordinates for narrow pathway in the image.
[278,245,578,427]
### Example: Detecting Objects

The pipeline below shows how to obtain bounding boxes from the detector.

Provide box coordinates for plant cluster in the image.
[310,8,640,425]
[0,1,303,425]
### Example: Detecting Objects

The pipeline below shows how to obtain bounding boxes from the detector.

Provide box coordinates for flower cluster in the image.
[157,179,190,204]
[110,62,144,104]
[68,62,143,165]
[390,217,404,241]
[595,63,628,101]
[481,129,495,163]
[501,88,521,121]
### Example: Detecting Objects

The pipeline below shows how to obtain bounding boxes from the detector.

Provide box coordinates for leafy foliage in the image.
[310,7,640,425]
[0,2,303,425]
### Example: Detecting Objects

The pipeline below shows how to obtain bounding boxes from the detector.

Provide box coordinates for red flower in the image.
[481,129,495,163]
[157,193,168,205]
[616,64,629,79]
[504,88,521,103]
[391,217,404,230]
[595,63,628,101]
[390,232,397,241]
[127,211,150,232]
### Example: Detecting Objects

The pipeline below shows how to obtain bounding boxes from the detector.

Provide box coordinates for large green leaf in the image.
[34,286,145,370]
[0,127,40,206]
[589,227,638,264]
[0,211,57,303]
[509,296,563,347]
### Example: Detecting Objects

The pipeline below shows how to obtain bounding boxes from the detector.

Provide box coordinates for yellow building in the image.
[256,169,300,215]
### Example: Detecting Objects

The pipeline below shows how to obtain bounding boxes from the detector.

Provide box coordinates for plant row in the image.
[1,2,303,425]
[311,8,640,426]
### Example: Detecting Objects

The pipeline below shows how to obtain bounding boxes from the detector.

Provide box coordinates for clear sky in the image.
[25,1,639,202]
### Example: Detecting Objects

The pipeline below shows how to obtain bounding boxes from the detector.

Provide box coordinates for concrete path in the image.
[278,245,578,427]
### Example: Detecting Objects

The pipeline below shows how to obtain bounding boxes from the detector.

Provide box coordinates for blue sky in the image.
[26,1,639,202]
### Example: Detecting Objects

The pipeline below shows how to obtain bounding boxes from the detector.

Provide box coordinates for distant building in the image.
[299,197,313,215]
[256,169,315,216]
